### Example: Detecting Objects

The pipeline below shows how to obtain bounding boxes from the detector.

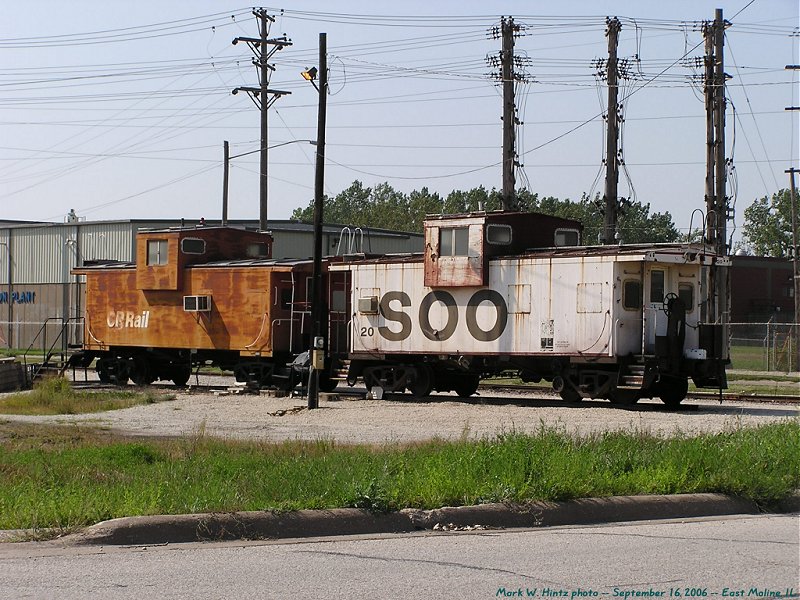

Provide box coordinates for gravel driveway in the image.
[2,373,797,443]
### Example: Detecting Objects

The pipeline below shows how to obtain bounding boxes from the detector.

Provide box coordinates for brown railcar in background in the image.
[72,226,328,388]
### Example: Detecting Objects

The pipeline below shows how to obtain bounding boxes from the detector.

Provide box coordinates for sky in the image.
[1,1,797,245]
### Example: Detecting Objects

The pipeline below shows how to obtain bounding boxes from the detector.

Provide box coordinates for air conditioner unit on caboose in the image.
[183,295,211,312]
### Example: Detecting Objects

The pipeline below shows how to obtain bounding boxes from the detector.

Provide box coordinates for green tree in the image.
[742,189,794,257]
[291,180,375,227]
[407,187,444,227]
[291,180,679,242]
[529,194,678,244]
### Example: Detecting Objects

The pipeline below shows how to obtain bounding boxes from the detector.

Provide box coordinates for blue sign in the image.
[0,291,36,304]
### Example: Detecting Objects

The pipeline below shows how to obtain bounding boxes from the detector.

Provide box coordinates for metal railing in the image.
[21,317,84,384]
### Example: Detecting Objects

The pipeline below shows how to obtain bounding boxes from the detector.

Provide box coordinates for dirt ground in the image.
[1,373,797,443]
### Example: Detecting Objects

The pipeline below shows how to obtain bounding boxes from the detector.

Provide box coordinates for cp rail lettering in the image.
[373,289,508,342]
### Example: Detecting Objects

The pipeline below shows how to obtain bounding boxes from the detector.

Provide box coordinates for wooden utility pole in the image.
[601,17,622,245]
[500,17,518,212]
[307,33,328,410]
[232,9,292,231]
[222,141,229,226]
[703,22,716,248]
[713,8,727,256]
[702,9,729,334]
[788,168,799,369]
[786,64,800,370]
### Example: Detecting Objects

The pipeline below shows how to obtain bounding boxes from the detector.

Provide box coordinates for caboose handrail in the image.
[245,313,268,349]
[84,310,104,346]
[335,227,351,256]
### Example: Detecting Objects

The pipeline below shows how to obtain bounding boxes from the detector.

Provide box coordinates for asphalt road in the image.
[1,514,797,599]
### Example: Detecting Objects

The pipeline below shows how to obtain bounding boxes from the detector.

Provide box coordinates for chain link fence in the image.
[729,322,800,373]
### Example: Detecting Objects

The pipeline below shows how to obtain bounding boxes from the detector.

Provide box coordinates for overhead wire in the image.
[1,8,796,217]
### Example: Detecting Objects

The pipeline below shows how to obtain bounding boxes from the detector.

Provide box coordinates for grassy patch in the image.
[0,420,797,530]
[729,345,769,371]
[722,382,800,397]
[0,377,172,415]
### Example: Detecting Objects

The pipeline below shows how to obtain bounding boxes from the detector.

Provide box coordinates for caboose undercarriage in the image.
[347,349,726,407]
[74,346,339,392]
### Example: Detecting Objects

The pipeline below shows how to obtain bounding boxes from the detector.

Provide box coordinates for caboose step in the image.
[619,363,645,388]
[328,358,352,381]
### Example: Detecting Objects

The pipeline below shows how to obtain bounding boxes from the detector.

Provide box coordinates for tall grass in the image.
[0,377,170,415]
[0,420,797,530]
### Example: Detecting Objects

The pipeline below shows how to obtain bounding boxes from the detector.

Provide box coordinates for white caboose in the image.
[331,212,728,406]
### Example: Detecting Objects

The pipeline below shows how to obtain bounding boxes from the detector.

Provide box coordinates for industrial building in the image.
[0,217,423,350]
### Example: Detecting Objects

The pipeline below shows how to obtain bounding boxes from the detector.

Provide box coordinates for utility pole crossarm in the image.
[231,10,293,231]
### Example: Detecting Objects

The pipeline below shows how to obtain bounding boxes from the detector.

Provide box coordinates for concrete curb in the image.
[66,492,799,546]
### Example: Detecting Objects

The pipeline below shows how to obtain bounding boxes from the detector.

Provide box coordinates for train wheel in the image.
[657,376,688,407]
[408,365,433,398]
[129,355,154,386]
[559,387,582,403]
[96,359,112,384]
[109,359,130,386]
[318,371,338,393]
[609,388,639,406]
[171,366,191,387]
[453,374,480,398]
[362,369,382,391]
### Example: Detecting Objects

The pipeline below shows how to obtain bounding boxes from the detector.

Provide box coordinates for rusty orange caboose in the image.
[73,225,326,387]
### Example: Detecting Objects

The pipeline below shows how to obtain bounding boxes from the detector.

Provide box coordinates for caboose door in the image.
[643,266,669,355]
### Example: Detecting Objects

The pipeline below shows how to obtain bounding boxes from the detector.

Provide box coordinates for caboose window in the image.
[147,239,168,266]
[181,238,205,255]
[440,227,468,256]
[246,243,269,258]
[554,228,580,247]
[650,270,665,303]
[486,224,512,245]
[623,280,642,310]
[678,283,694,312]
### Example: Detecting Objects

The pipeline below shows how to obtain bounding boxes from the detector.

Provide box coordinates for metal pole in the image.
[0,240,10,349]
[602,17,621,245]
[308,33,328,410]
[222,140,229,226]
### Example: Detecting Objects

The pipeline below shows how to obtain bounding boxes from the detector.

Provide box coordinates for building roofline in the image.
[0,217,421,238]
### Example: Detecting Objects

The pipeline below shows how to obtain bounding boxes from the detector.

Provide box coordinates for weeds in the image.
[0,420,797,531]
[0,377,173,415]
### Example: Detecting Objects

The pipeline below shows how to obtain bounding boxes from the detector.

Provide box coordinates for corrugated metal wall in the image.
[0,222,137,284]
[11,225,73,283]
[272,229,422,259]
[79,222,137,263]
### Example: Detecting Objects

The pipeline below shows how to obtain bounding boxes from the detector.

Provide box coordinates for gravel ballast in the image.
[1,375,797,443]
